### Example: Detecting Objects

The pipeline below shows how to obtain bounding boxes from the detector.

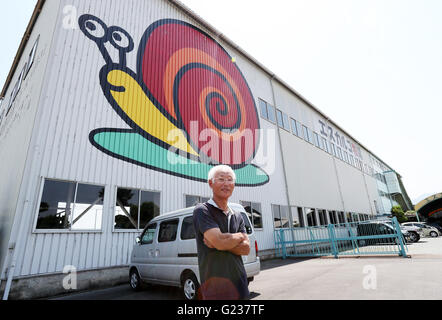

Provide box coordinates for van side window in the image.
[181,216,195,240]
[158,219,179,243]
[141,223,157,245]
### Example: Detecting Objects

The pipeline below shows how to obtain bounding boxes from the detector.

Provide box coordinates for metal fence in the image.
[274,217,408,259]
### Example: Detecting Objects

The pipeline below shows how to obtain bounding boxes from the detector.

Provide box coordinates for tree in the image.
[391,205,408,223]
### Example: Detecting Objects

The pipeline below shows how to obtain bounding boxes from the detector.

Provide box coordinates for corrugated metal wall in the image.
[12,0,289,277]
[3,0,390,280]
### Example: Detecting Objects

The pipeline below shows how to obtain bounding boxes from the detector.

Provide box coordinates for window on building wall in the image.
[318,209,327,226]
[312,132,319,148]
[267,103,276,123]
[72,183,105,230]
[330,143,337,157]
[349,154,355,166]
[275,109,291,131]
[328,210,337,224]
[296,121,303,138]
[282,113,290,131]
[290,207,305,227]
[297,207,306,227]
[318,135,324,150]
[36,179,104,231]
[356,158,363,171]
[115,188,160,230]
[338,211,345,224]
[276,109,284,128]
[259,99,268,119]
[353,213,360,222]
[306,208,317,227]
[322,137,330,153]
[302,125,313,144]
[290,118,299,136]
[337,147,343,160]
[186,195,210,207]
[343,151,349,164]
[272,204,290,228]
[240,201,263,229]
[258,99,276,123]
[346,212,353,223]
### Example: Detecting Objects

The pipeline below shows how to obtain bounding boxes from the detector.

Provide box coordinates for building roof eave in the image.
[0,0,46,99]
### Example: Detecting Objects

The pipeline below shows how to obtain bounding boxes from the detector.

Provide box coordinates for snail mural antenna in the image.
[79,14,113,64]
[108,26,135,67]
[79,15,135,67]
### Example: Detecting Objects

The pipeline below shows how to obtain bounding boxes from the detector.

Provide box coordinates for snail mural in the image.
[79,15,269,186]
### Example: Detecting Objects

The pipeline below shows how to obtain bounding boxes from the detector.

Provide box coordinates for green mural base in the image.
[90,129,269,187]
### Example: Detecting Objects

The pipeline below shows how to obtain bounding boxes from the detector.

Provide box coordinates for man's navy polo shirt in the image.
[193,201,249,300]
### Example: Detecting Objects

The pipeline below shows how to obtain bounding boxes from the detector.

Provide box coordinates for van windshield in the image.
[240,212,253,235]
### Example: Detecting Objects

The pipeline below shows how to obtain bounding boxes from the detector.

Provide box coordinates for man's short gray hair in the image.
[208,165,236,183]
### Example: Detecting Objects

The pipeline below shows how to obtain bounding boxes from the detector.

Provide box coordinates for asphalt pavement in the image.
[50,237,442,300]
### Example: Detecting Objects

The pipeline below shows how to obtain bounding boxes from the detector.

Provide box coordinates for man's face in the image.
[209,171,235,200]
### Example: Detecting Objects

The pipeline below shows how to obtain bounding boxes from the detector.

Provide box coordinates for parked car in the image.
[402,222,440,238]
[356,222,410,245]
[128,203,260,300]
[399,224,424,242]
[425,222,442,234]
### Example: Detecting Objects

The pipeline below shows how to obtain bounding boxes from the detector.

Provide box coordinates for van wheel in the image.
[129,269,143,292]
[182,273,199,300]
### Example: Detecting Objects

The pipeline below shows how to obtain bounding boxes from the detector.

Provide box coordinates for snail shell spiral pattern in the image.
[138,19,260,169]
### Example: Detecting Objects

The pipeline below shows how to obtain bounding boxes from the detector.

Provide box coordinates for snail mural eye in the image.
[108,26,134,53]
[79,15,108,42]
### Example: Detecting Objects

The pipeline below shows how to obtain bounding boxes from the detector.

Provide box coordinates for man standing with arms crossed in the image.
[193,165,250,300]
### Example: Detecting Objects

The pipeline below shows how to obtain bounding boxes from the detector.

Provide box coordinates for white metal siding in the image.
[10,0,286,277]
[4,0,396,279]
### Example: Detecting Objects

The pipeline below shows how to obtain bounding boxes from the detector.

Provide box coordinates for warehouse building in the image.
[0,0,412,299]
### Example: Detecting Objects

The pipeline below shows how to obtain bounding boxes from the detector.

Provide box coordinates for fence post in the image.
[392,217,407,257]
[281,229,287,259]
[328,224,339,259]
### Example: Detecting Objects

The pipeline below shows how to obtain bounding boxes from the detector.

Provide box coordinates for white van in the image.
[128,203,261,300]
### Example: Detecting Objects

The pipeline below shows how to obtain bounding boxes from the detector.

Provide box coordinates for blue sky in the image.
[1,0,441,203]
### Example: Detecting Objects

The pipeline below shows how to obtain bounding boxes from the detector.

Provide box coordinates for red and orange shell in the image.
[137,19,260,168]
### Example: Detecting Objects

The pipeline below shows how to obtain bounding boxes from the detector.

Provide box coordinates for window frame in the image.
[266,103,276,123]
[313,132,320,148]
[272,204,290,229]
[302,125,311,143]
[322,137,330,153]
[33,178,105,234]
[282,112,290,131]
[259,98,268,120]
[140,223,157,245]
[184,194,210,208]
[276,109,284,128]
[114,186,161,233]
[290,118,299,137]
[180,216,196,240]
[158,219,179,243]
[240,201,264,230]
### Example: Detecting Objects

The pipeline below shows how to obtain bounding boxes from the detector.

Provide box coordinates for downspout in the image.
[269,76,293,211]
